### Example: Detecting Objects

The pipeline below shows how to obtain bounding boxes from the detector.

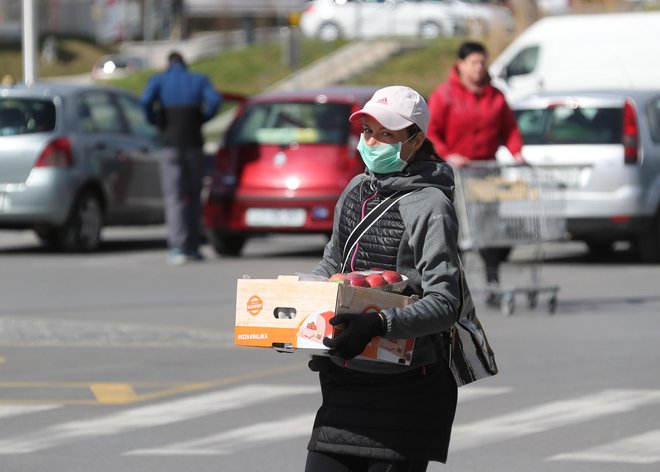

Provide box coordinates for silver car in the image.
[509,90,660,262]
[0,83,163,251]
[299,0,465,41]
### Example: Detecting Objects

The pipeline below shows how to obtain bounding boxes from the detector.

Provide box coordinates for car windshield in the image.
[0,98,56,136]
[228,101,352,145]
[516,106,623,145]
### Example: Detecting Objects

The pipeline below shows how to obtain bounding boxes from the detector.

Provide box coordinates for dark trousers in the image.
[158,146,205,254]
[479,247,511,284]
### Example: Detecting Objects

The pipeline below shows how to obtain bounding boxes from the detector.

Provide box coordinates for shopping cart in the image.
[454,162,567,316]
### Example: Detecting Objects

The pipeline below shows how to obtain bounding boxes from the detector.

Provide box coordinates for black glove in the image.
[308,355,332,372]
[322,312,386,360]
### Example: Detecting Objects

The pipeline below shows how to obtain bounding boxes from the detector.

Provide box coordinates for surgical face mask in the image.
[357,133,417,174]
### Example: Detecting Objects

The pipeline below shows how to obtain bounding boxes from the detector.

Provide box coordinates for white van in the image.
[489,11,660,103]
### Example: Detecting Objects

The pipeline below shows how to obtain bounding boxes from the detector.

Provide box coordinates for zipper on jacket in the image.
[448,329,453,366]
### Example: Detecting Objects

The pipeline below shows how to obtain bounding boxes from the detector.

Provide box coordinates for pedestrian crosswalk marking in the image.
[0,384,318,454]
[0,405,60,419]
[1,385,659,462]
[123,385,510,456]
[458,386,512,403]
[450,389,660,451]
[126,413,317,456]
[549,429,660,464]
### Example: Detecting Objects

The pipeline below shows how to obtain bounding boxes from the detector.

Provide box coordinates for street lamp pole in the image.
[22,0,38,85]
[144,0,154,67]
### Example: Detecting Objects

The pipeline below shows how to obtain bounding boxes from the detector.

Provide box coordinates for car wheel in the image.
[419,21,445,39]
[636,213,660,263]
[208,231,246,257]
[58,190,104,252]
[317,22,341,41]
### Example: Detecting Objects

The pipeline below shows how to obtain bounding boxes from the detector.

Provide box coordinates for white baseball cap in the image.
[350,85,429,133]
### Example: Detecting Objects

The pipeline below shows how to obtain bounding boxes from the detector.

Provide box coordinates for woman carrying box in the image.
[305,86,490,472]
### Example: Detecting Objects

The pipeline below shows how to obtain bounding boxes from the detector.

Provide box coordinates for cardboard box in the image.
[235,275,417,365]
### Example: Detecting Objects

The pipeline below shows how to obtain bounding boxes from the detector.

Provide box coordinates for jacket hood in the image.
[365,157,455,202]
[448,66,494,94]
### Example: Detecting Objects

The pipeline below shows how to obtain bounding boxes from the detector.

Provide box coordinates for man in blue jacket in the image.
[142,51,222,265]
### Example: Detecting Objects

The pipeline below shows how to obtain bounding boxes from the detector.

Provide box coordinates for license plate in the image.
[536,167,585,188]
[245,208,306,227]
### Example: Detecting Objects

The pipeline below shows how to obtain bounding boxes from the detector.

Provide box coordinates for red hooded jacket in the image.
[427,67,523,161]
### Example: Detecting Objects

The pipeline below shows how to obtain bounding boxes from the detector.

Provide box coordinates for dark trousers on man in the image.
[158,146,206,256]
[479,247,511,284]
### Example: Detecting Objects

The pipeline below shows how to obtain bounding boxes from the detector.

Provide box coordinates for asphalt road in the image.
[0,227,659,472]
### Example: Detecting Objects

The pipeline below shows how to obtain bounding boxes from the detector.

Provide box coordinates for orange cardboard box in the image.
[235,275,417,365]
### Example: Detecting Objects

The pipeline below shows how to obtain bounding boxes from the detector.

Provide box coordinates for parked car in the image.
[0,82,163,251]
[503,90,660,262]
[432,0,515,35]
[537,0,573,16]
[91,54,147,81]
[202,85,380,256]
[299,0,466,41]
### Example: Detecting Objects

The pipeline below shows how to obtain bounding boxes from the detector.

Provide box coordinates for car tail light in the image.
[622,100,639,165]
[34,137,74,167]
[209,147,238,191]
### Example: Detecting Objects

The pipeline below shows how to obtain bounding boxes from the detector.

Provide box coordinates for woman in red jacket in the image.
[427,41,524,305]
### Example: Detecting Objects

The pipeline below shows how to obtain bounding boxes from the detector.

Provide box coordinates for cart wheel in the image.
[548,295,558,314]
[527,291,538,309]
[501,293,515,317]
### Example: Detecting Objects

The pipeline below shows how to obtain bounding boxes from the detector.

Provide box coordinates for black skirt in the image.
[307,358,458,463]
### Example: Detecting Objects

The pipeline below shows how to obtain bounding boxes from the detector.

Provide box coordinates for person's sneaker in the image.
[166,248,187,266]
[485,282,501,307]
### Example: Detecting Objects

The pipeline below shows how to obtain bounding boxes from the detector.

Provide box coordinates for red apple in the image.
[381,270,403,284]
[365,273,387,287]
[328,273,349,283]
[346,274,369,287]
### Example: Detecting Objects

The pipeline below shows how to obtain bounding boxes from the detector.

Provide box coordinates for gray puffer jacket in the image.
[312,156,462,374]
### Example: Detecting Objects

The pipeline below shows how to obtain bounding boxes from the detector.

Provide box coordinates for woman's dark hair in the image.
[406,124,440,159]
[406,123,422,138]
[457,41,488,60]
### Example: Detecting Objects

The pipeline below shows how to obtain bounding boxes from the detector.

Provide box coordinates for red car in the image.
[203,86,379,256]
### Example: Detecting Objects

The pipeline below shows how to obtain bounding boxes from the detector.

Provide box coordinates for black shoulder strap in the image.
[341,189,419,272]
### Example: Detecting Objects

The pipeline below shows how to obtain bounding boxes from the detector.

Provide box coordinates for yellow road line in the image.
[89,383,139,404]
[0,361,309,405]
